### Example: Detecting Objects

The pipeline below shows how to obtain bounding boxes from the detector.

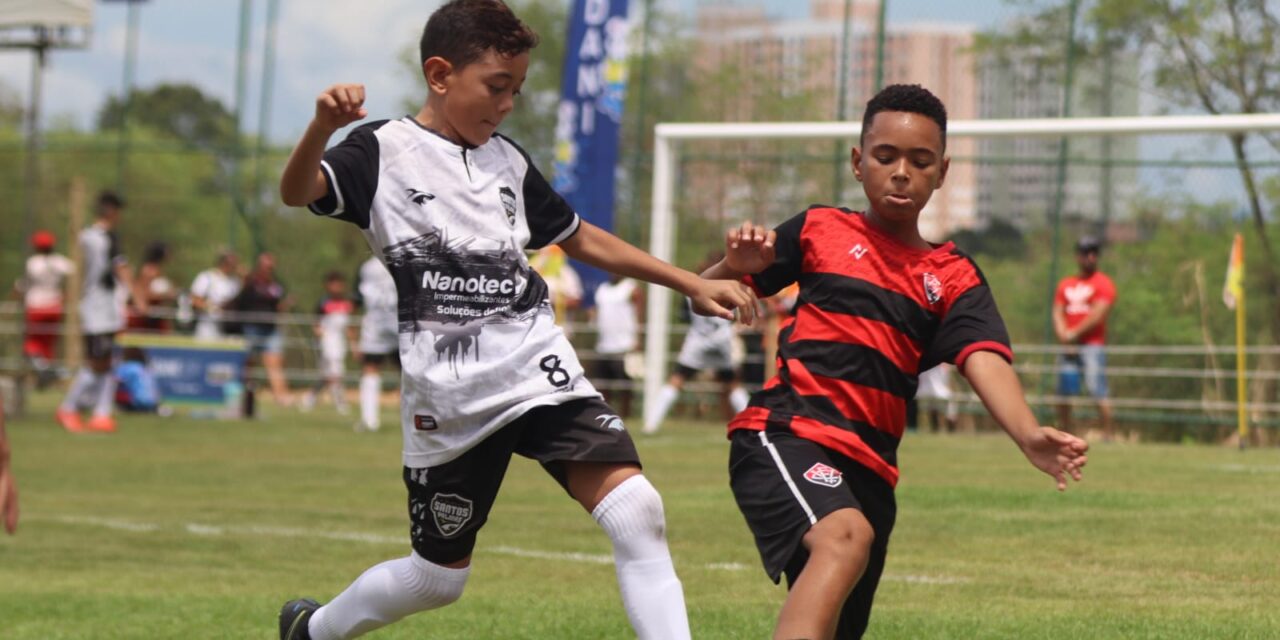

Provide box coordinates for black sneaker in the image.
[279,598,320,640]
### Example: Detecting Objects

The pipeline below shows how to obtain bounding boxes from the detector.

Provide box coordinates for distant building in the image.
[976,34,1141,230]
[691,0,980,239]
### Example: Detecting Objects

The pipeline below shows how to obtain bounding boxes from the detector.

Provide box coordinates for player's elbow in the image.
[280,185,311,208]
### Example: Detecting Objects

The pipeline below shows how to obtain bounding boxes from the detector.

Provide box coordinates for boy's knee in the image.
[405,554,469,610]
[806,509,875,562]
[594,475,669,552]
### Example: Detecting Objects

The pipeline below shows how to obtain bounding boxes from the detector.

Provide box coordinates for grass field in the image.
[2,392,1279,639]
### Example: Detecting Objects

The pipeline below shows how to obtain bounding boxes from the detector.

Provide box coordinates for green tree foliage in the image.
[97,83,237,151]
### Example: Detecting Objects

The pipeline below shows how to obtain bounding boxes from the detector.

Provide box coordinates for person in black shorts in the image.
[276,2,757,639]
[704,84,1090,639]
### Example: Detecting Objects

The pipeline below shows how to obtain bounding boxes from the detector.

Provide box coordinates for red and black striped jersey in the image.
[730,207,1013,488]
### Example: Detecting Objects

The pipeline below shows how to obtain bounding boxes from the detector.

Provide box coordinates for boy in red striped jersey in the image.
[703,84,1090,640]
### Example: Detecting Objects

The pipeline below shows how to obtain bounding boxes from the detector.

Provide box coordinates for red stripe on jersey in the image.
[728,406,772,433]
[789,415,899,487]
[786,358,905,438]
[955,340,1014,369]
[789,304,922,375]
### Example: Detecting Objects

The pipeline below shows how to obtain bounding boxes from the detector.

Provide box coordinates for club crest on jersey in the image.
[430,493,473,537]
[499,186,517,227]
[922,273,943,305]
[803,462,843,488]
[407,188,435,206]
[414,414,438,431]
[595,414,626,431]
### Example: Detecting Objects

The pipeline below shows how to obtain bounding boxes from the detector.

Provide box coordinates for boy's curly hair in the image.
[420,0,539,69]
[860,84,948,148]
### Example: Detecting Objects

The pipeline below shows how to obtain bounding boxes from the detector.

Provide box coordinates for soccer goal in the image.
[642,113,1280,429]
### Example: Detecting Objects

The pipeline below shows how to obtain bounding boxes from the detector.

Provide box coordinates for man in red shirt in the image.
[703,84,1089,639]
[1053,236,1117,440]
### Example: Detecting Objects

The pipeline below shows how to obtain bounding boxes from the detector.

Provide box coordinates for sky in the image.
[0,0,1014,144]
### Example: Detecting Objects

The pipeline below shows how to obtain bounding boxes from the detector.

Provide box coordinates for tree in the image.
[977,0,1280,344]
[97,83,237,151]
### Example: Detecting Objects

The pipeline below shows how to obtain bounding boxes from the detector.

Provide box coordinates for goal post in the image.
[642,113,1280,425]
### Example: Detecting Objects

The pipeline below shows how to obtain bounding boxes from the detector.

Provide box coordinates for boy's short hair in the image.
[860,84,948,148]
[324,270,345,283]
[96,190,125,215]
[419,0,539,69]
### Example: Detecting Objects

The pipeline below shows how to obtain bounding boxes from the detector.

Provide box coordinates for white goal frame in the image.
[643,113,1280,422]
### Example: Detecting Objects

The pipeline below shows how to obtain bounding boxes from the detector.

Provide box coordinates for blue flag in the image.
[553,0,630,305]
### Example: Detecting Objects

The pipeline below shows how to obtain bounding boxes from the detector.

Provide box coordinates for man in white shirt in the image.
[190,250,243,341]
[14,231,73,388]
[591,275,642,417]
[55,192,142,434]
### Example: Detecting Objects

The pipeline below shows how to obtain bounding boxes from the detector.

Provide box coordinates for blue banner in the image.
[553,0,631,304]
[119,334,247,407]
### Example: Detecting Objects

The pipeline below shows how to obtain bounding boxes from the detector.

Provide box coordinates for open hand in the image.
[725,222,777,275]
[1021,427,1088,491]
[315,84,368,132]
[689,279,758,325]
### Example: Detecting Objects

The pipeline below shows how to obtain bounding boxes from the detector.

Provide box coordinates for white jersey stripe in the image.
[547,214,582,246]
[315,160,346,217]
[759,431,817,525]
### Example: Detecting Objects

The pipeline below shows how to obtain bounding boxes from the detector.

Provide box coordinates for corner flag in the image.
[1223,233,1244,310]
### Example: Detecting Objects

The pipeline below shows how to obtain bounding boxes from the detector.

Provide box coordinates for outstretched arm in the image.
[560,221,757,323]
[961,351,1089,491]
[281,84,368,207]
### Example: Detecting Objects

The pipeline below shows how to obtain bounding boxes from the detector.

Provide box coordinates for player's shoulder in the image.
[488,133,533,168]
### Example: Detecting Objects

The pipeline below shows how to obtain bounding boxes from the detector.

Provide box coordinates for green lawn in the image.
[2,392,1278,639]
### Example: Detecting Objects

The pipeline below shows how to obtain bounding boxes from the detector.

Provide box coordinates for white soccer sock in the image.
[309,553,469,640]
[592,475,690,640]
[329,380,348,411]
[359,373,380,430]
[729,387,749,413]
[92,373,117,418]
[60,368,96,413]
[643,385,680,434]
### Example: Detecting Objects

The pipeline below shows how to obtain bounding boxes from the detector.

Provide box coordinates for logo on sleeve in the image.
[595,414,626,431]
[803,462,844,488]
[407,188,435,206]
[499,186,517,227]
[922,273,943,305]
[430,493,474,537]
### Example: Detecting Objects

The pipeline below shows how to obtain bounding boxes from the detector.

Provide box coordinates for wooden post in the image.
[64,178,86,373]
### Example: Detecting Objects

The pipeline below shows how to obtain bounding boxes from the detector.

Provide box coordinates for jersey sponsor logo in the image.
[430,493,474,537]
[803,462,844,488]
[1063,282,1096,315]
[406,188,436,206]
[499,186,517,228]
[414,414,438,431]
[923,273,943,305]
[595,414,625,431]
[849,243,869,260]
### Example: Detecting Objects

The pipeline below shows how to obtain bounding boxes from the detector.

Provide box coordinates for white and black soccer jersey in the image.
[309,118,599,467]
[354,256,399,355]
[79,224,126,335]
[676,299,736,372]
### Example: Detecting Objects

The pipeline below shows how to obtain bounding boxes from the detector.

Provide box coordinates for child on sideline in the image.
[301,272,355,415]
[702,84,1089,640]
[276,2,756,638]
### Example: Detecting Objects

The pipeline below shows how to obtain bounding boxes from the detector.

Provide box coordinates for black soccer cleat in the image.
[279,598,321,640]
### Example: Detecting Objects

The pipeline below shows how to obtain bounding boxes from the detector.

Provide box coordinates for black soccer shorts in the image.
[83,332,117,361]
[729,427,897,639]
[404,397,641,565]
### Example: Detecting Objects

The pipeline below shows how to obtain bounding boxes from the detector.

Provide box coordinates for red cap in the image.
[31,230,56,250]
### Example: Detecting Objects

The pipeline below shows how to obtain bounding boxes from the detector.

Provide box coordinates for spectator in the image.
[352,256,399,432]
[300,271,354,415]
[55,191,143,434]
[229,252,293,407]
[127,241,177,333]
[1053,235,1117,440]
[591,274,643,417]
[912,364,960,433]
[190,249,243,340]
[13,231,73,389]
[114,346,161,413]
[0,394,18,534]
[530,244,583,333]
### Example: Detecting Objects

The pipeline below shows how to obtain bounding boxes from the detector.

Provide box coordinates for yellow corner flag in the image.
[1223,233,1247,447]
[1223,233,1244,310]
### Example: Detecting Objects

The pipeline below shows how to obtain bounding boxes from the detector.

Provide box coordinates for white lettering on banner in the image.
[578,64,602,99]
[584,0,608,24]
[605,17,629,58]
[556,102,577,140]
[581,103,596,135]
[579,27,603,59]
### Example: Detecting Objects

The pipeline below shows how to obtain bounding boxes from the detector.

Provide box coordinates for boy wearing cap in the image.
[1053,236,1117,440]
[14,231,73,388]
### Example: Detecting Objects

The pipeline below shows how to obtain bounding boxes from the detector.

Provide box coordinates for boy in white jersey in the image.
[15,231,73,388]
[352,256,399,432]
[301,272,354,415]
[55,192,142,434]
[276,2,756,638]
